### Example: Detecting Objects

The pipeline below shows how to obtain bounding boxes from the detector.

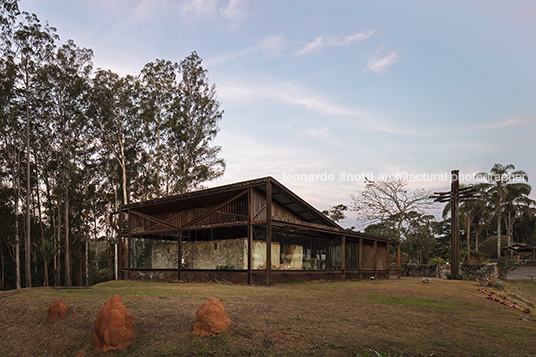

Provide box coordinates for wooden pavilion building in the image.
[111,177,401,285]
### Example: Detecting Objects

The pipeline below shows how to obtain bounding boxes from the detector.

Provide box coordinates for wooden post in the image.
[247,188,253,285]
[358,238,363,280]
[397,242,401,279]
[177,230,182,281]
[386,243,390,279]
[342,235,346,281]
[118,211,123,280]
[266,178,272,286]
[373,240,377,278]
[127,211,131,280]
[451,169,460,280]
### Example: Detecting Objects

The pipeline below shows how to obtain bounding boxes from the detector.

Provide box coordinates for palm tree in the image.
[441,185,488,262]
[477,164,531,259]
[503,186,534,250]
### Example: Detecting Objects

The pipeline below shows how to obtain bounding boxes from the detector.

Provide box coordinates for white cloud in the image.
[205,35,285,66]
[366,49,400,73]
[217,77,422,136]
[483,117,533,129]
[220,0,248,21]
[296,30,375,56]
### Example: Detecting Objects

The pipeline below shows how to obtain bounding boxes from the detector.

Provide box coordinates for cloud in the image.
[296,30,375,56]
[217,78,421,136]
[366,49,400,73]
[220,0,248,21]
[483,117,533,129]
[205,35,285,66]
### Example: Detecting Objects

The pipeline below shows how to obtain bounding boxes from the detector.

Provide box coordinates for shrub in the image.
[98,268,110,283]
[496,257,516,278]
[493,281,504,289]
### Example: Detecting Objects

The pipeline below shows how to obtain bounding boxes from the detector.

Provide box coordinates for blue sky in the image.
[20,0,536,227]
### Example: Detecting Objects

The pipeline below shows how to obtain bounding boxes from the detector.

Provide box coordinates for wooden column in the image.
[341,235,346,281]
[177,230,182,281]
[397,242,401,279]
[127,210,131,280]
[247,188,253,285]
[358,238,363,280]
[118,211,123,280]
[266,178,272,286]
[451,169,460,280]
[373,240,377,278]
[386,243,391,279]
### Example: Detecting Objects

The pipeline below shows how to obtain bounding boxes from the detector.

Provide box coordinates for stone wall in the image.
[151,242,178,269]
[402,264,442,278]
[151,238,300,270]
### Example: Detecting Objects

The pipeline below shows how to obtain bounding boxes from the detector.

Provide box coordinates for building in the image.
[111,177,401,284]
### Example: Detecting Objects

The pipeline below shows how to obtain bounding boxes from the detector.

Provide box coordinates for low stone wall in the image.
[402,264,442,278]
[460,264,487,277]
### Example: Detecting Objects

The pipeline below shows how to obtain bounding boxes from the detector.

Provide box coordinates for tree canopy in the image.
[0,0,225,289]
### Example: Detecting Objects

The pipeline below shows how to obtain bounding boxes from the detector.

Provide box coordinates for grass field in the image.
[0,278,535,356]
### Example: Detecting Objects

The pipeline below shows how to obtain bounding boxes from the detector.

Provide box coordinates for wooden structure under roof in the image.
[111,177,401,285]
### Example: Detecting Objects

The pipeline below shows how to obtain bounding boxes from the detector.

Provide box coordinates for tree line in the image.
[327,163,535,265]
[0,1,225,289]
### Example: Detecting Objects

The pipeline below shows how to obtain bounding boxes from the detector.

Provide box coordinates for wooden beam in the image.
[183,190,248,228]
[130,210,180,230]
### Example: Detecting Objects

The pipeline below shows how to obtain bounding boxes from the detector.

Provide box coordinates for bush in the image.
[496,257,516,278]
[493,281,504,289]
[97,268,110,283]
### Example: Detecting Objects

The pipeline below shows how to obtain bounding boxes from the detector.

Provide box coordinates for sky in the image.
[20,0,536,228]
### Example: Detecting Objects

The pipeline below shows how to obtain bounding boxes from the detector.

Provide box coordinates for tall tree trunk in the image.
[15,150,21,290]
[55,202,61,286]
[1,248,4,290]
[25,105,32,288]
[35,174,47,286]
[85,239,89,287]
[64,185,70,286]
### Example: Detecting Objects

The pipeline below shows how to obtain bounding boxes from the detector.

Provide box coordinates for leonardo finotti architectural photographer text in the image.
[281,171,527,183]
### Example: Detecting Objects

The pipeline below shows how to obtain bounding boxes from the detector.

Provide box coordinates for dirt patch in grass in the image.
[0,279,535,356]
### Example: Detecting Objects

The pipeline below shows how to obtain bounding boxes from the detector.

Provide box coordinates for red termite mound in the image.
[192,298,232,337]
[93,295,136,352]
[48,300,68,321]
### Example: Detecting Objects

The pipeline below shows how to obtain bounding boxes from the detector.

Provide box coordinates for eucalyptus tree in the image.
[139,59,177,198]
[90,70,144,207]
[12,11,57,287]
[41,39,93,286]
[477,163,531,259]
[169,52,225,194]
[0,0,20,289]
